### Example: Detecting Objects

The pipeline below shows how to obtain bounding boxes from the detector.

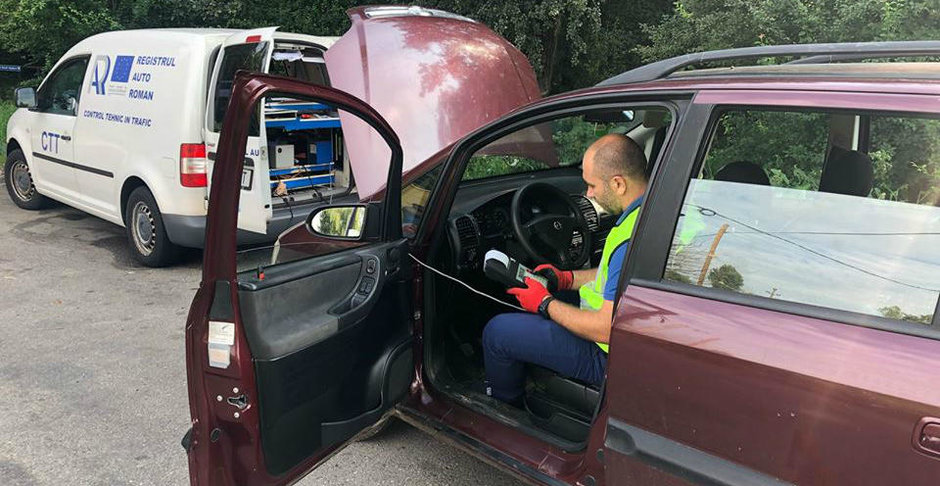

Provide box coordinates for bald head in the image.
[584,134,648,183]
[582,134,648,214]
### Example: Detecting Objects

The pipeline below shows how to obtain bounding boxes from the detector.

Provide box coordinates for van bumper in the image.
[163,209,309,249]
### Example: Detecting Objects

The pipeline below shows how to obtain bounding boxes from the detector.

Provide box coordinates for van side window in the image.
[37,57,89,116]
[665,109,940,325]
[212,42,268,134]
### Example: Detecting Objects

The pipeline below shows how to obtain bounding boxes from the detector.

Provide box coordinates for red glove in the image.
[507,277,551,313]
[534,264,573,291]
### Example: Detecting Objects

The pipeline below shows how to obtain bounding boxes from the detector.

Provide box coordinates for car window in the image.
[666,109,940,325]
[462,114,636,181]
[397,109,665,237]
[37,57,89,116]
[212,42,268,134]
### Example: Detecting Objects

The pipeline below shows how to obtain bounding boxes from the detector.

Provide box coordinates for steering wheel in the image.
[511,182,591,270]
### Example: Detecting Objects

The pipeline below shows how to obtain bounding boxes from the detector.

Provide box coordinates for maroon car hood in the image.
[324,6,541,199]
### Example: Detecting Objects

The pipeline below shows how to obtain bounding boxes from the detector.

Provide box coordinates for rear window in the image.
[211,42,268,133]
[666,109,940,325]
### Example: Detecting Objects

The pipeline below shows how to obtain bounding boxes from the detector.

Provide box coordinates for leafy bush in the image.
[0,99,16,164]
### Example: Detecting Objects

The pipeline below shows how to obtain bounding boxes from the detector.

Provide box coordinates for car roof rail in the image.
[598,41,940,86]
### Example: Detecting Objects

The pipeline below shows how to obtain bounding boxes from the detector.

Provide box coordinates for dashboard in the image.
[448,189,607,272]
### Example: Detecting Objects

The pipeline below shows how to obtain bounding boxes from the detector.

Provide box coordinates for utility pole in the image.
[697,223,729,286]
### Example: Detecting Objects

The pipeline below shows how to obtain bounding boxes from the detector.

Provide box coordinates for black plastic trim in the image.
[237,251,360,290]
[614,99,705,305]
[933,296,940,328]
[208,280,235,321]
[605,418,793,486]
[32,152,113,178]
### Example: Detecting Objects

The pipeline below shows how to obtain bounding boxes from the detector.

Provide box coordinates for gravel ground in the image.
[0,180,523,486]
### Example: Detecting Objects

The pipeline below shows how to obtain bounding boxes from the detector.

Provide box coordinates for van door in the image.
[204,28,277,235]
[185,72,411,485]
[28,56,90,201]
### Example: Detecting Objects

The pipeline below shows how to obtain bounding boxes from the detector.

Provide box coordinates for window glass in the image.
[462,113,644,181]
[398,109,666,237]
[666,109,940,325]
[402,164,442,237]
[37,58,89,116]
[212,42,268,133]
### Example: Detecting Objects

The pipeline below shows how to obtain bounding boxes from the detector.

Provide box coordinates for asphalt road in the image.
[0,180,524,485]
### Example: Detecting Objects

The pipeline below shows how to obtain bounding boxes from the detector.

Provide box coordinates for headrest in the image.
[715,161,770,186]
[819,146,873,197]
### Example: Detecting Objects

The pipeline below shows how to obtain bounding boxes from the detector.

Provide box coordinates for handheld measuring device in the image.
[483,250,549,289]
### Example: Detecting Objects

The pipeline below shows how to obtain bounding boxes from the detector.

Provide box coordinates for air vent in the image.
[574,196,599,231]
[454,215,480,266]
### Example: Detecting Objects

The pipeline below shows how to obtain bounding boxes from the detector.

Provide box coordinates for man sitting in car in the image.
[483,133,648,407]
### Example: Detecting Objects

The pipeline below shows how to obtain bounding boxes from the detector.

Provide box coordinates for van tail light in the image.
[246,35,262,43]
[180,143,208,187]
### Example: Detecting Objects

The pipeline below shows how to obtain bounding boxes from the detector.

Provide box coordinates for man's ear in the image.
[609,175,628,195]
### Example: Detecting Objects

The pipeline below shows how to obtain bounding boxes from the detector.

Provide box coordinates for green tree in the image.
[878,305,932,325]
[707,263,744,291]
[0,0,119,71]
[638,0,940,63]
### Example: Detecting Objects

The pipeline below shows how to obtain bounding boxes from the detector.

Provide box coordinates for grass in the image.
[0,100,16,166]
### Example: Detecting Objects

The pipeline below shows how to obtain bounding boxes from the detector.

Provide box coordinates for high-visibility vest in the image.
[578,203,641,353]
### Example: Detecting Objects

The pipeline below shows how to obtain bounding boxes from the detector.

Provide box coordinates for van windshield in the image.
[212,42,269,133]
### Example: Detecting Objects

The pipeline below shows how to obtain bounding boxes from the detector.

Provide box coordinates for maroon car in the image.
[183,8,940,484]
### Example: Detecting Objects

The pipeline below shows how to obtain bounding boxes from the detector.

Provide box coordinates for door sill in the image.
[393,406,570,486]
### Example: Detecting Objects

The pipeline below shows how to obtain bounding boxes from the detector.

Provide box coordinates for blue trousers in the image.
[482,312,608,404]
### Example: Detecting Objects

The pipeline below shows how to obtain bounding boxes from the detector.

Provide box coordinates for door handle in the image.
[60,135,71,141]
[913,417,940,458]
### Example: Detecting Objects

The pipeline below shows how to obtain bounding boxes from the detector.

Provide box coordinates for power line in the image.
[685,204,940,292]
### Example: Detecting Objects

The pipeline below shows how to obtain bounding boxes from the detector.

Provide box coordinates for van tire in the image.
[124,186,180,267]
[4,150,49,210]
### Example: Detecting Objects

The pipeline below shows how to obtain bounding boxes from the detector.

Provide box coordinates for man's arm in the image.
[545,298,613,344]
[569,268,597,289]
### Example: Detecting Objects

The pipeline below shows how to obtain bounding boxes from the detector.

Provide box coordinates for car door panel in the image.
[237,241,413,475]
[186,70,407,485]
[604,285,940,485]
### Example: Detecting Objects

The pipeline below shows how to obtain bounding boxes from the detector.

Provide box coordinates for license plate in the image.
[241,168,253,190]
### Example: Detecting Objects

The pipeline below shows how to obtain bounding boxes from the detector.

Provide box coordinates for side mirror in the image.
[307,205,367,240]
[14,87,36,109]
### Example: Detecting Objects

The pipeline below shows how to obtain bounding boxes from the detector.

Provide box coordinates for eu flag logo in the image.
[110,55,134,83]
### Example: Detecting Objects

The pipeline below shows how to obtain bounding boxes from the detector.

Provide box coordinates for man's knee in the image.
[482,313,520,355]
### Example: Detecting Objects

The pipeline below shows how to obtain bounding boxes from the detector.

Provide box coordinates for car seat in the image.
[819,146,874,197]
[714,160,770,185]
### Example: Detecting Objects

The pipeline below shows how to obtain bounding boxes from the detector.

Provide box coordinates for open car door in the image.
[204,27,277,235]
[184,72,412,485]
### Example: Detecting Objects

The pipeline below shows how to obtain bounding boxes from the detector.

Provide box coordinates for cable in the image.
[687,204,940,292]
[408,253,524,312]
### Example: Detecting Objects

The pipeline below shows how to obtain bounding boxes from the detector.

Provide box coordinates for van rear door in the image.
[204,28,277,235]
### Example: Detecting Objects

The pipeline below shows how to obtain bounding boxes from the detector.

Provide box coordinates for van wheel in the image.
[125,186,180,267]
[4,150,48,210]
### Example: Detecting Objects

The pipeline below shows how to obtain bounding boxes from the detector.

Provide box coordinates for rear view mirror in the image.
[308,205,367,240]
[15,87,36,109]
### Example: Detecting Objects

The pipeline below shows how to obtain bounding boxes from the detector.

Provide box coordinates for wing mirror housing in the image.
[306,203,382,241]
[14,87,36,109]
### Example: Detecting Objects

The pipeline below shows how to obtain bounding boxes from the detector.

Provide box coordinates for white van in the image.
[4,7,541,266]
